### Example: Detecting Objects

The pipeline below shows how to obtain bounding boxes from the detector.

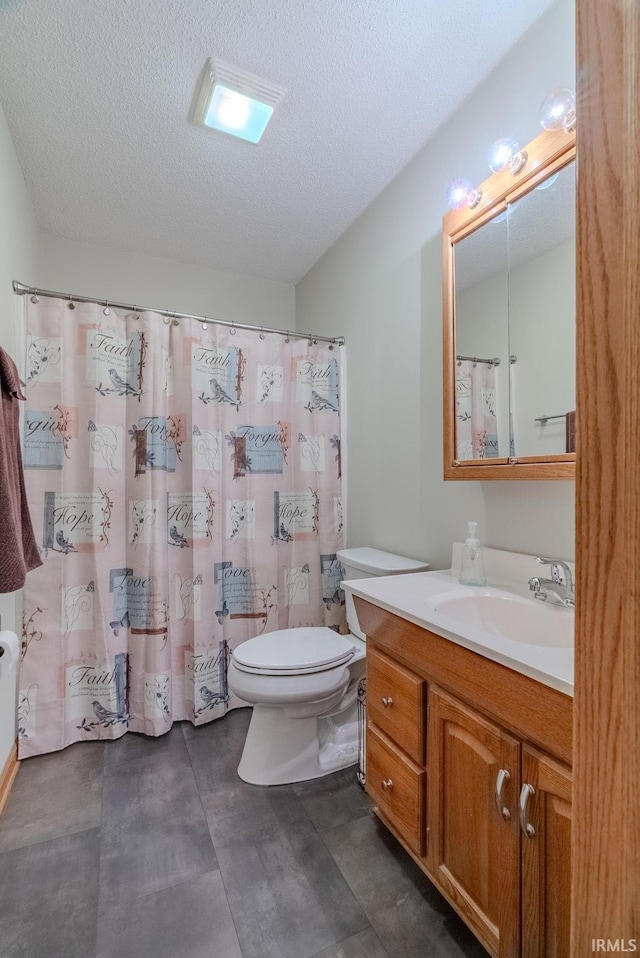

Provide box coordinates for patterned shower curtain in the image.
[18,297,344,758]
[455,360,499,459]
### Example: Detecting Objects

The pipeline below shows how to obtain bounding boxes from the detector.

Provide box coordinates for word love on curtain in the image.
[18,297,344,758]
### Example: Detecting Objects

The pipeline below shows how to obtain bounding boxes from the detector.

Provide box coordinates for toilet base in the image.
[237,702,359,786]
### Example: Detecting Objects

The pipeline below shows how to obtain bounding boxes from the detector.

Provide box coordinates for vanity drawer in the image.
[367,646,425,764]
[366,723,426,856]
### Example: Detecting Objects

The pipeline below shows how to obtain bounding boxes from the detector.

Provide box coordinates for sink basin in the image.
[426,589,574,648]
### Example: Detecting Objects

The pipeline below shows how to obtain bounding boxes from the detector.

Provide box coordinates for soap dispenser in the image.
[459,521,487,586]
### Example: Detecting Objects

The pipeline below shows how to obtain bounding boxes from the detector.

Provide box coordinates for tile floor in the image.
[0,708,489,958]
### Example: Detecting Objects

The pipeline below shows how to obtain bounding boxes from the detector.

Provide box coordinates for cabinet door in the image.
[428,687,520,958]
[521,746,572,958]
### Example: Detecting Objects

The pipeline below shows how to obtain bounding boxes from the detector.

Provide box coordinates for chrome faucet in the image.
[528,557,575,609]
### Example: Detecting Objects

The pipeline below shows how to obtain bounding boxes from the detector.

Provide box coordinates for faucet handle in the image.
[534,557,573,589]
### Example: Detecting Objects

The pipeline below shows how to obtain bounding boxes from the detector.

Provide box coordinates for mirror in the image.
[507,162,576,459]
[443,127,576,480]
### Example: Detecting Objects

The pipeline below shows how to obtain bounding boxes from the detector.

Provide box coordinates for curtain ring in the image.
[172,312,179,327]
[68,293,75,310]
[202,317,209,330]
[285,331,290,343]
[30,290,39,304]
[229,321,236,336]
[103,300,111,316]
[329,338,335,350]
[163,314,171,325]
[259,326,265,340]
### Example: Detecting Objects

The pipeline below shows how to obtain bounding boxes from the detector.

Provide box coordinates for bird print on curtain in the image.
[18,297,344,758]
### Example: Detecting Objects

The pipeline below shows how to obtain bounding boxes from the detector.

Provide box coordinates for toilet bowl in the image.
[228,547,429,786]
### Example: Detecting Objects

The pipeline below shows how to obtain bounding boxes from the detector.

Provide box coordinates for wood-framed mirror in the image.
[443,127,576,480]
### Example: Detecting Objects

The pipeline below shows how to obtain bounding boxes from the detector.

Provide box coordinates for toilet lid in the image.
[233,627,356,675]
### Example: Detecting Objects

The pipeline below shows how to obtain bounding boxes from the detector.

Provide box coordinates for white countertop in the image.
[343,559,574,696]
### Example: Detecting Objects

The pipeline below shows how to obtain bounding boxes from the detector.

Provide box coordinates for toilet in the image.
[228,547,429,785]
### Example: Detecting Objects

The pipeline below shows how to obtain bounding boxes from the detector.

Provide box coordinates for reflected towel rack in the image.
[535,413,568,424]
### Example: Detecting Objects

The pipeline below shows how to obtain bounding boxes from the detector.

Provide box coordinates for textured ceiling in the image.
[0,0,556,284]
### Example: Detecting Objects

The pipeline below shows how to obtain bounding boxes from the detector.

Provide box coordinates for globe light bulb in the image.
[539,88,576,132]
[487,138,520,174]
[446,179,474,210]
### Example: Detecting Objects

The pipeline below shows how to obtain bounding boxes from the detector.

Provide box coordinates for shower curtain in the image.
[18,296,344,758]
[455,360,499,459]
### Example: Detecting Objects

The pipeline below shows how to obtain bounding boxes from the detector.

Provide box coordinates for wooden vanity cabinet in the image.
[359,597,573,958]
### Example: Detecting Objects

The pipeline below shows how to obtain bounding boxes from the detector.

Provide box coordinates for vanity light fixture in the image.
[539,87,576,132]
[444,93,575,210]
[192,59,286,144]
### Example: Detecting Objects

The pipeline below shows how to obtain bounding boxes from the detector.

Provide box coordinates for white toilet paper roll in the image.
[0,631,20,674]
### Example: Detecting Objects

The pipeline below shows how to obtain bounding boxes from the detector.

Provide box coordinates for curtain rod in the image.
[12,281,345,347]
[456,353,501,367]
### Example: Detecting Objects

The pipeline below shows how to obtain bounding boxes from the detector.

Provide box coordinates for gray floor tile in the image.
[309,927,390,958]
[99,744,217,906]
[102,722,187,774]
[293,766,372,831]
[323,813,489,958]
[0,742,103,852]
[203,784,369,958]
[96,870,242,958]
[182,707,251,796]
[0,828,100,958]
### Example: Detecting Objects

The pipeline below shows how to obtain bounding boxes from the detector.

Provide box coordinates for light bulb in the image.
[214,89,251,130]
[487,138,519,174]
[539,88,576,132]
[446,178,473,209]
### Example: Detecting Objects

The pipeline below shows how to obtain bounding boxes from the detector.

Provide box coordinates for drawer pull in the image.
[519,783,536,838]
[381,696,394,707]
[381,778,394,791]
[494,768,511,821]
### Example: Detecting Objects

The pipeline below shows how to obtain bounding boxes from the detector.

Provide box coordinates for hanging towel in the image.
[565,410,576,454]
[0,347,42,592]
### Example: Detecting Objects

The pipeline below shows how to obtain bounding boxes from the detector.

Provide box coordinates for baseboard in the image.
[0,741,19,816]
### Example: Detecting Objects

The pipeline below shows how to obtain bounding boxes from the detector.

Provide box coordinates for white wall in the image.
[0,102,40,770]
[40,235,295,331]
[296,0,576,570]
[510,238,576,456]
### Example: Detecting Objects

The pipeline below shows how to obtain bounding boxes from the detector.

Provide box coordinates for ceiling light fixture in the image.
[192,59,286,144]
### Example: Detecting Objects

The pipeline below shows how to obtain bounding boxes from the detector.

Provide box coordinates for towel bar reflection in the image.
[535,413,569,424]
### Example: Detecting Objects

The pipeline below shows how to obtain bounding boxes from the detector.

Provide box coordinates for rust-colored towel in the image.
[0,347,42,592]
[565,410,576,454]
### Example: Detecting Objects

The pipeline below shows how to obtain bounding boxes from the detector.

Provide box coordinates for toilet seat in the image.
[232,627,355,675]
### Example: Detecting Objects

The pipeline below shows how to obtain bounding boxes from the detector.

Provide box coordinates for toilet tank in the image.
[337,547,429,640]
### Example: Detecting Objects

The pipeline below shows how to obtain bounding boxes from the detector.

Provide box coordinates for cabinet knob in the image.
[381,778,394,791]
[381,696,393,708]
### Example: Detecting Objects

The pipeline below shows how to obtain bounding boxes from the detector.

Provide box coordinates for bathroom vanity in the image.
[343,548,573,958]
